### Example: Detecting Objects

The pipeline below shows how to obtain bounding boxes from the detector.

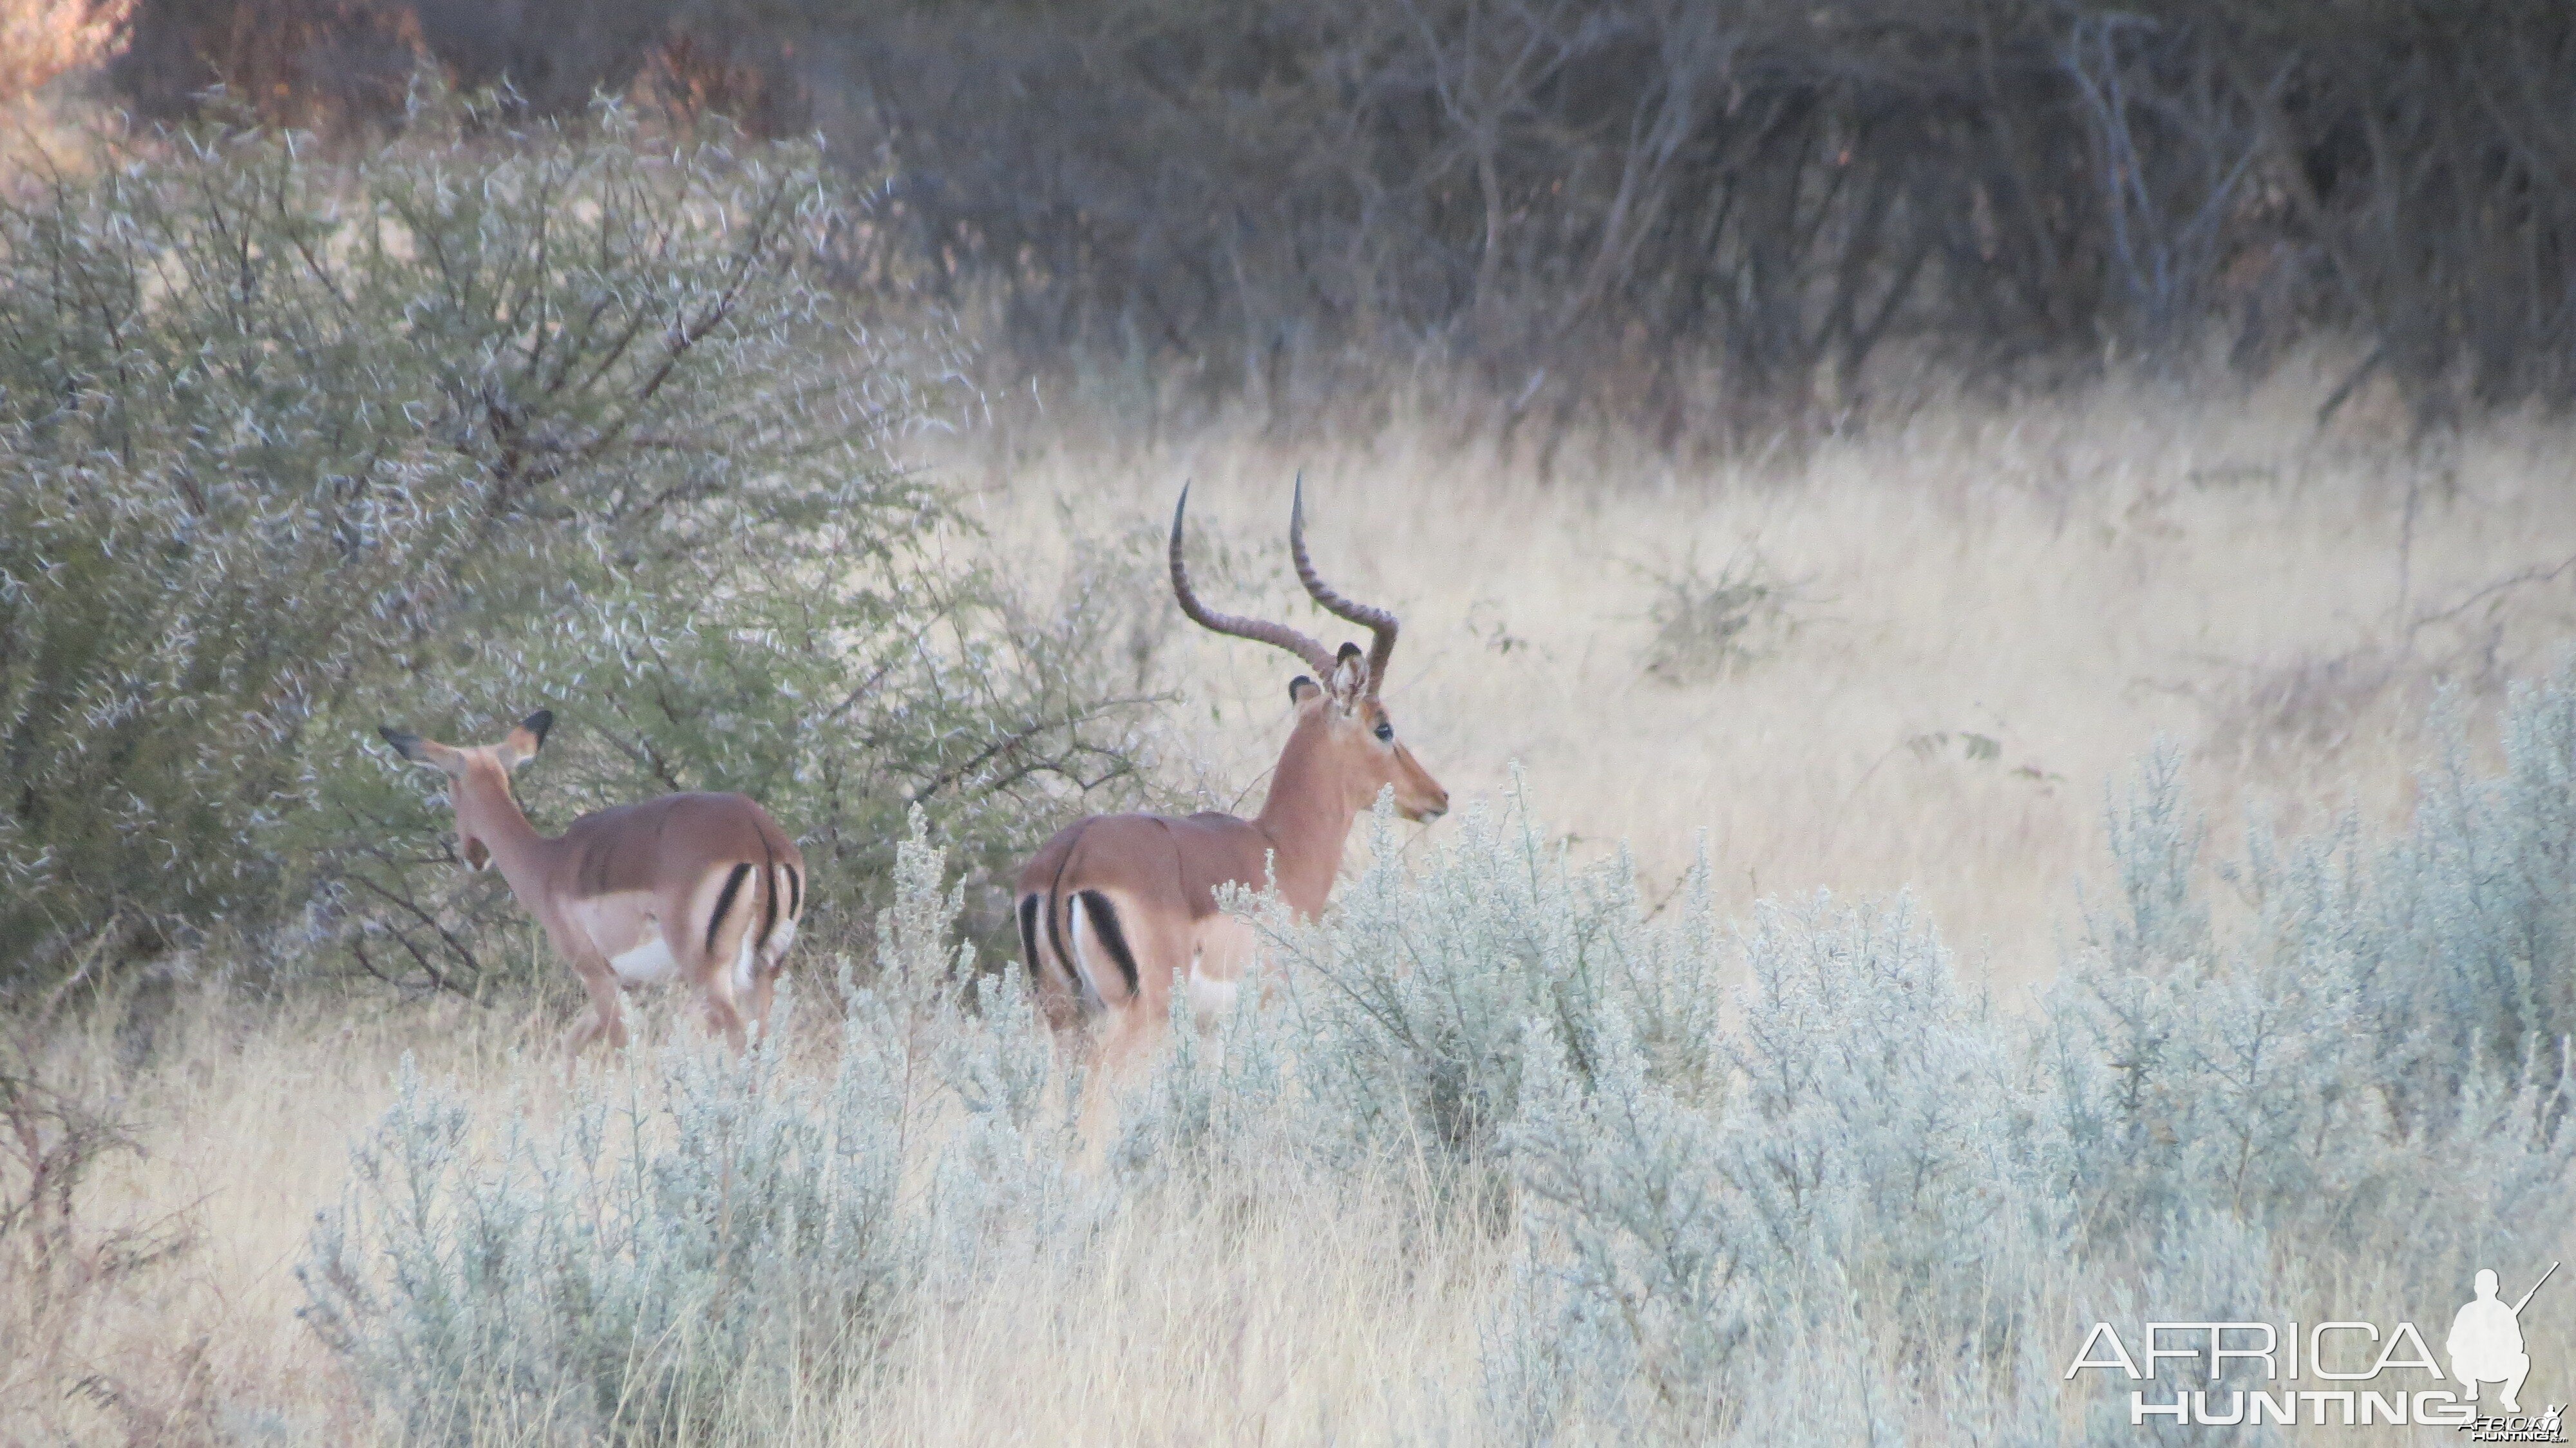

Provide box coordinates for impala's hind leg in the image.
[1097,998,1164,1074]
[694,927,753,1055]
[747,866,798,1047]
[1019,890,1090,1056]
[746,966,781,1049]
[677,870,761,1056]
[701,989,749,1055]
[1068,888,1180,1076]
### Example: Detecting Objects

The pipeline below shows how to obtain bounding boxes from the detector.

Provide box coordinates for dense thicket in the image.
[99,0,2576,433]
[0,96,1155,990]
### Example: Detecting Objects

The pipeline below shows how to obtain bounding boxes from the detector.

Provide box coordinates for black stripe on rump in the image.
[1074,890,1141,996]
[758,841,780,950]
[1017,895,1044,982]
[705,862,755,954]
[784,865,802,921]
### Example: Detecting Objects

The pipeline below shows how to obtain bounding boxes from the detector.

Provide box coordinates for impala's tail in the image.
[752,833,800,967]
[764,857,802,963]
[1068,889,1142,1002]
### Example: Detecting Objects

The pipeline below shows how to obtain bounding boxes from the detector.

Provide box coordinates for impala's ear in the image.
[1327,643,1365,707]
[497,710,551,770]
[380,727,466,776]
[1289,675,1321,705]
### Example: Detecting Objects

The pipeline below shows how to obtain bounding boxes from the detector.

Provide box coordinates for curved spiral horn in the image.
[1289,475,1399,696]
[1170,484,1338,676]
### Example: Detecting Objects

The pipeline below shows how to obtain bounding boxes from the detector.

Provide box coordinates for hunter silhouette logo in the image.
[2452,1264,2553,1414]
[2063,1262,2564,1434]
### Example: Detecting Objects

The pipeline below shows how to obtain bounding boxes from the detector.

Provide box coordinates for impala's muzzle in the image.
[1392,763,1450,823]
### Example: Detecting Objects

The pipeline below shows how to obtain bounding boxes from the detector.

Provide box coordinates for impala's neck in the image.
[1253,711,1359,917]
[457,767,558,903]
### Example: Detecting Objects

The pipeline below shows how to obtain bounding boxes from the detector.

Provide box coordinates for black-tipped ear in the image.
[1288,675,1321,704]
[379,726,426,762]
[497,710,550,770]
[1326,645,1365,701]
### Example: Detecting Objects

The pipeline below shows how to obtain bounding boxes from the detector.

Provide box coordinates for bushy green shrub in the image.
[0,92,1153,989]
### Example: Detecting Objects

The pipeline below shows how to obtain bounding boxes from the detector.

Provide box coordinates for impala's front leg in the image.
[563,955,629,1059]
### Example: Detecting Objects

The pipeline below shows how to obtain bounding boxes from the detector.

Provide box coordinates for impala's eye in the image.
[1374,720,1395,743]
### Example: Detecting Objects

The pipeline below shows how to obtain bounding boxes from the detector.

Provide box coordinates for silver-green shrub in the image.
[1256,774,1729,1178]
[1492,671,2576,1442]
[2361,677,2576,1111]
[298,1028,910,1444]
[1496,893,2057,1438]
[302,671,2576,1444]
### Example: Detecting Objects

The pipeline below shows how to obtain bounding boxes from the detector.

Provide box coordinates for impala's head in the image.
[1170,479,1450,823]
[1287,641,1450,820]
[378,710,553,870]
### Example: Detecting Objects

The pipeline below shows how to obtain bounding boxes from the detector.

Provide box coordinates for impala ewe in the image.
[381,710,804,1057]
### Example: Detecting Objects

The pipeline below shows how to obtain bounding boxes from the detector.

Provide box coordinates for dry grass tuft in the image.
[846,1176,1501,1443]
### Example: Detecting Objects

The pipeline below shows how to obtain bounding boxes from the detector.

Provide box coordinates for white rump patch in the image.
[1186,963,1239,1020]
[610,933,679,987]
[732,926,759,998]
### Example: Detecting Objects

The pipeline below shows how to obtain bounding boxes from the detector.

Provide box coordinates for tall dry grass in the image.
[8,368,2576,1443]
[954,360,2576,987]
